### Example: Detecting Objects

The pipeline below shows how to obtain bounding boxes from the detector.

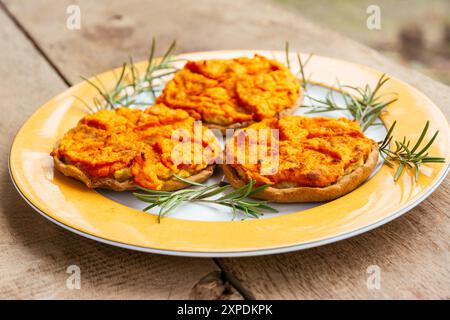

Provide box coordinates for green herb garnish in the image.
[378,120,446,181]
[305,74,398,132]
[133,176,278,222]
[285,42,397,131]
[78,38,180,112]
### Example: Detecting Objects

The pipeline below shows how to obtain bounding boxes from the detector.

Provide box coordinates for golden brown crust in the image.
[54,155,215,192]
[221,144,379,202]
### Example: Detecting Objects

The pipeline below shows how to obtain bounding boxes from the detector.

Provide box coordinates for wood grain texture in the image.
[219,182,450,299]
[3,0,450,119]
[1,0,449,299]
[0,5,233,300]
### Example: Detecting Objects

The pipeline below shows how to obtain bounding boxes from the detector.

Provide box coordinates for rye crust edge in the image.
[53,155,215,192]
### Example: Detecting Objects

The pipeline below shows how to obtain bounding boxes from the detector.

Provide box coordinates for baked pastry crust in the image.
[54,155,215,192]
[221,144,378,202]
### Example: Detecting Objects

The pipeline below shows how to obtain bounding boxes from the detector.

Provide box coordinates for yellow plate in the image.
[9,51,450,257]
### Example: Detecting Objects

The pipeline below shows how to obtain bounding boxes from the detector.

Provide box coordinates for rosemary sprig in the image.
[143,38,179,100]
[305,74,398,131]
[284,42,291,70]
[133,175,278,222]
[378,121,446,181]
[296,52,313,91]
[78,39,180,112]
[284,42,397,131]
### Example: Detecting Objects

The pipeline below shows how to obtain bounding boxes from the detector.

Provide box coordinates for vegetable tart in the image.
[51,104,220,191]
[157,55,301,132]
[222,116,379,202]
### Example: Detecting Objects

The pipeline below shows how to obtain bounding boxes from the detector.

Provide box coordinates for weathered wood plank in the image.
[0,5,229,300]
[219,181,450,299]
[3,0,449,117]
[3,0,449,299]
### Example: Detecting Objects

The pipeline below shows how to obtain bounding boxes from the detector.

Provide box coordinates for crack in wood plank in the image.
[213,259,255,300]
[189,270,243,300]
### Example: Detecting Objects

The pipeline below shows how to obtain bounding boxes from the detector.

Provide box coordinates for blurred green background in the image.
[274,0,450,84]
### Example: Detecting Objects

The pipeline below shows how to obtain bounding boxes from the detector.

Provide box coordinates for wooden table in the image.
[1,0,449,299]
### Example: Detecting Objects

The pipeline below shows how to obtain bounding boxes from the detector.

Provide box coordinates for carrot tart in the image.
[222,116,378,202]
[157,55,301,131]
[51,104,220,191]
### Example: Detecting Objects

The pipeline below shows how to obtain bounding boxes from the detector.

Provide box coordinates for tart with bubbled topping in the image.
[51,104,220,191]
[221,115,378,202]
[157,55,302,132]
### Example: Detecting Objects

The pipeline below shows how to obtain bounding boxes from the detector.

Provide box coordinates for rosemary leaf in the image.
[284,41,291,70]
[378,121,446,181]
[304,73,398,131]
[133,177,277,222]
[79,38,179,112]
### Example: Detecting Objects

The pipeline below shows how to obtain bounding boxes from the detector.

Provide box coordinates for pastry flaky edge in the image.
[221,144,379,203]
[205,93,303,134]
[53,155,216,192]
